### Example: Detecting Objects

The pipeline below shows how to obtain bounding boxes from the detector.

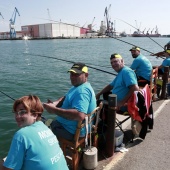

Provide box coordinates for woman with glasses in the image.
[1,95,68,170]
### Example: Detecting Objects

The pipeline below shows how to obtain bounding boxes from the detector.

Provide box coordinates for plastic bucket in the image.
[167,83,170,96]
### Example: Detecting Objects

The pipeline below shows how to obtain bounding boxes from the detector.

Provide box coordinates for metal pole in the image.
[161,66,169,99]
[105,94,116,157]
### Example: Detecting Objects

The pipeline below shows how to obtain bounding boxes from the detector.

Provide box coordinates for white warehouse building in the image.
[22,22,87,38]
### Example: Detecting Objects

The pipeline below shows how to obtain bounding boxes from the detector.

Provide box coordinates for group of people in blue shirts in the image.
[1,42,170,170]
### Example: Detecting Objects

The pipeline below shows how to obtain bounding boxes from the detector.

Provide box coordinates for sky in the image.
[0,0,170,35]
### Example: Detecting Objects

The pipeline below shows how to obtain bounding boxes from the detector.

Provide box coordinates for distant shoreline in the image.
[0,35,170,41]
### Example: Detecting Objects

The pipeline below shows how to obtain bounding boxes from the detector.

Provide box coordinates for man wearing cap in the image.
[43,63,96,140]
[164,41,170,50]
[130,46,152,86]
[96,53,139,111]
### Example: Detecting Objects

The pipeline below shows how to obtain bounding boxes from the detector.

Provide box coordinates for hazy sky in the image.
[0,0,169,35]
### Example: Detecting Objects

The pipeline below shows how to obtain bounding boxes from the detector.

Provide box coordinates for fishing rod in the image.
[0,90,15,101]
[35,17,164,59]
[116,18,164,49]
[111,36,165,59]
[27,53,117,76]
[0,90,46,121]
[35,17,87,29]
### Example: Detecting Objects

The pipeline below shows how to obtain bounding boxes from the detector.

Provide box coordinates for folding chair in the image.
[138,67,158,101]
[149,67,158,101]
[58,102,103,170]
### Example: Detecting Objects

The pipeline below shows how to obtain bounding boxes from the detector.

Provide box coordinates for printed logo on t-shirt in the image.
[51,152,62,164]
[38,129,53,139]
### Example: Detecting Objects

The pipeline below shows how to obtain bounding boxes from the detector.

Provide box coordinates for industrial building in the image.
[0,22,98,39]
[21,23,89,38]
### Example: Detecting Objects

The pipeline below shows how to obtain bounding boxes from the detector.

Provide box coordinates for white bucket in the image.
[115,130,124,146]
[83,146,98,169]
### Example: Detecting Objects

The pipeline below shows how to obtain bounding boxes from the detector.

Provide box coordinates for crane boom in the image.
[104,4,111,35]
[9,7,20,38]
[0,12,4,19]
[47,8,52,22]
[91,17,95,26]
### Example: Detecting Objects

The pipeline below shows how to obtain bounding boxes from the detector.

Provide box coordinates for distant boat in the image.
[131,26,161,37]
[131,31,161,37]
[120,31,127,37]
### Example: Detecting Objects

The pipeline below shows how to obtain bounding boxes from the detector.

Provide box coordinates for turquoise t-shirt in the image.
[161,57,170,72]
[130,54,152,81]
[110,66,137,101]
[4,121,68,170]
[57,82,96,136]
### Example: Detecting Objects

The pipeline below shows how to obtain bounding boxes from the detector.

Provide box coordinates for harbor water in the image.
[0,37,169,157]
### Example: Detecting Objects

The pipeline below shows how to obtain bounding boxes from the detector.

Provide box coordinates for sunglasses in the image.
[13,110,27,116]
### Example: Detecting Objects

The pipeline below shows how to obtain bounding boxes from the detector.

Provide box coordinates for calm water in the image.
[0,37,169,157]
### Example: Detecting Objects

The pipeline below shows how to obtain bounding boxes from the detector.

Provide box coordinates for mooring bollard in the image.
[105,94,117,157]
[161,66,169,99]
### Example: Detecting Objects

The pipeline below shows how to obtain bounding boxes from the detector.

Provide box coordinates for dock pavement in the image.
[94,98,170,170]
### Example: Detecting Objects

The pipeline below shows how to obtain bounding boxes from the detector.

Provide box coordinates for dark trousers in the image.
[137,76,150,87]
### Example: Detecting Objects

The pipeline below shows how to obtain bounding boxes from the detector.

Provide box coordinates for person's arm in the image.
[158,59,167,69]
[96,84,113,100]
[158,64,163,69]
[117,84,139,108]
[0,159,12,170]
[48,96,65,107]
[43,103,86,121]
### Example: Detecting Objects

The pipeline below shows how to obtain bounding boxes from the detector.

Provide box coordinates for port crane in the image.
[142,28,146,34]
[146,28,150,34]
[9,7,20,38]
[151,28,154,34]
[104,4,111,36]
[88,17,95,31]
[135,20,141,33]
[0,12,4,19]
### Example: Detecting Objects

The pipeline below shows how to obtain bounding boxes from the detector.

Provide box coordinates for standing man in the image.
[130,46,152,86]
[43,63,96,141]
[96,53,139,111]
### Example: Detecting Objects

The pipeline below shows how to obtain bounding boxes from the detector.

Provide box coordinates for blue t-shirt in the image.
[110,66,137,101]
[57,82,96,136]
[161,57,170,72]
[130,54,152,81]
[4,121,68,170]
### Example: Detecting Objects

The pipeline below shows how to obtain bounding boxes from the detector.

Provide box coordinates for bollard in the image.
[161,66,169,99]
[105,94,116,157]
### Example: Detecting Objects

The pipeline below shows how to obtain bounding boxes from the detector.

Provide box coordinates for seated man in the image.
[129,46,152,86]
[158,50,170,75]
[164,41,170,50]
[96,53,139,112]
[43,63,96,141]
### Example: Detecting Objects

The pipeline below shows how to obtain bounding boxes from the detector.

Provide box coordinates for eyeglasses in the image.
[13,110,28,116]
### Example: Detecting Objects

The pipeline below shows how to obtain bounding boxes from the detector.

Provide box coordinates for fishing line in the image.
[111,37,165,59]
[34,17,83,29]
[32,17,164,59]
[116,18,164,49]
[0,90,15,101]
[0,90,46,121]
[26,53,117,76]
